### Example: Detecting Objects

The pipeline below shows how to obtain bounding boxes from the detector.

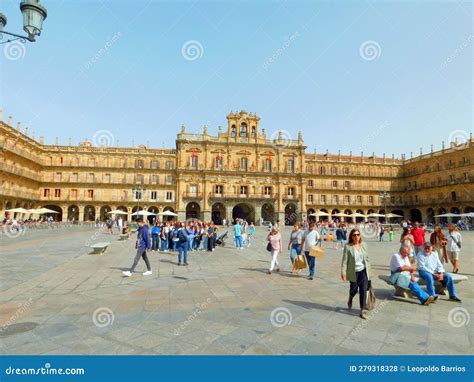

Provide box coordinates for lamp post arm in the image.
[0,30,34,43]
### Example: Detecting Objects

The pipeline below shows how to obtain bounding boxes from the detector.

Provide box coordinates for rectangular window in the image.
[189,185,198,194]
[288,187,295,196]
[368,196,374,204]
[344,195,350,203]
[137,174,143,184]
[344,181,350,189]
[151,191,157,200]
[54,189,61,197]
[264,159,272,171]
[151,175,158,184]
[44,188,50,197]
[240,186,248,195]
[71,189,77,199]
[166,160,174,169]
[215,185,223,194]
[332,180,337,188]
[166,176,173,184]
[151,160,158,169]
[191,156,199,168]
[71,173,78,182]
[215,157,223,169]
[136,159,144,169]
[88,173,94,183]
[308,194,313,203]
[344,167,349,175]
[166,191,173,201]
[104,173,111,183]
[264,186,272,195]
[241,158,248,171]
[87,189,94,198]
[288,159,295,172]
[332,195,339,204]
[55,172,62,182]
[357,195,362,203]
[308,180,314,188]
[320,195,326,203]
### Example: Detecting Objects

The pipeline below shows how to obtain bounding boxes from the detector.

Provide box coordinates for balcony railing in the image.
[183,192,203,199]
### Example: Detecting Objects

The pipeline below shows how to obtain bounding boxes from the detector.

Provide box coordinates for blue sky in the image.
[1,0,472,157]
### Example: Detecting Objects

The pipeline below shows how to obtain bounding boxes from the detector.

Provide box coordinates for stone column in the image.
[203,211,212,222]
[61,205,68,222]
[254,203,262,226]
[78,205,84,222]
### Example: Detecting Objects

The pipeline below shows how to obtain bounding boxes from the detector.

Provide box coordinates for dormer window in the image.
[251,127,256,138]
[231,125,237,138]
[240,123,248,137]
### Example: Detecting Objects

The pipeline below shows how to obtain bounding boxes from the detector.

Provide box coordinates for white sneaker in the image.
[143,270,153,276]
[122,271,132,277]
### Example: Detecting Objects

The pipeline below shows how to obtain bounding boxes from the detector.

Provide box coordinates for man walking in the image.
[123,219,152,277]
[301,223,320,280]
[411,221,425,258]
[446,223,462,273]
[177,223,189,265]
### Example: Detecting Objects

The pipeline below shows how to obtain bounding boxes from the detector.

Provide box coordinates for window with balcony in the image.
[331,167,338,175]
[54,189,61,198]
[344,167,349,175]
[55,172,62,182]
[166,160,174,169]
[332,180,338,188]
[344,180,350,189]
[215,185,223,194]
[449,174,455,183]
[71,189,77,199]
[151,191,157,200]
[240,186,248,195]
[332,195,338,204]
[191,156,199,168]
[151,175,158,184]
[320,195,326,203]
[288,187,295,196]
[151,160,158,169]
[344,195,350,204]
[166,192,173,201]
[189,185,198,194]
[135,159,144,169]
[44,188,50,197]
[308,194,313,203]
[308,180,314,187]
[166,176,173,184]
[137,174,143,184]
[122,190,127,200]
[264,186,272,195]
[251,127,256,138]
[215,156,223,169]
[71,173,78,182]
[356,195,362,204]
[104,173,111,183]
[368,196,374,204]
[451,191,457,201]
[87,189,94,198]
[320,166,326,175]
[88,173,94,183]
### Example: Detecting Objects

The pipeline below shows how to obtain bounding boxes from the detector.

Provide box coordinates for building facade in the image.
[1,111,473,224]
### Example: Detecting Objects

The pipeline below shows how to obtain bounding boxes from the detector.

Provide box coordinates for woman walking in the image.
[267,227,282,274]
[341,229,372,319]
[430,224,448,264]
[446,223,462,273]
[288,223,303,273]
[247,222,255,247]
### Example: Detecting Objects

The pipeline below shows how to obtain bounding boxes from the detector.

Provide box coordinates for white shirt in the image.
[354,247,365,272]
[390,252,411,273]
[303,230,320,252]
[447,231,461,252]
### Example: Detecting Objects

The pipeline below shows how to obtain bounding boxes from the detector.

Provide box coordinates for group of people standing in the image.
[232,219,255,249]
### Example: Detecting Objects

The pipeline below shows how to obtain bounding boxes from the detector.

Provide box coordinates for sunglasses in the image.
[352,233,360,236]
[424,247,431,250]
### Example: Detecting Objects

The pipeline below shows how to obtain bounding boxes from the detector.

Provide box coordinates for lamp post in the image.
[380,191,390,223]
[0,0,47,44]
[132,185,145,220]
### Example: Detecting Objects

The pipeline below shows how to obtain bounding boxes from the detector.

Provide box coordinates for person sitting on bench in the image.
[417,242,461,303]
[390,245,434,305]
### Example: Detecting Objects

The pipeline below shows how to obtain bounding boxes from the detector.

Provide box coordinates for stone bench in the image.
[90,242,111,255]
[379,273,468,298]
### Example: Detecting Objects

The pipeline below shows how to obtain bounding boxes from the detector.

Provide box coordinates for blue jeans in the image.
[304,251,316,277]
[151,234,160,251]
[418,270,457,297]
[290,244,301,263]
[178,244,188,264]
[408,280,430,304]
[187,235,194,250]
[161,238,168,251]
[235,236,243,248]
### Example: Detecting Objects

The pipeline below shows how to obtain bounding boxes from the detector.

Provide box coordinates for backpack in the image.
[178,229,187,243]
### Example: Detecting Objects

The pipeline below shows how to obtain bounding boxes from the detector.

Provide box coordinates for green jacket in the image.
[341,242,371,282]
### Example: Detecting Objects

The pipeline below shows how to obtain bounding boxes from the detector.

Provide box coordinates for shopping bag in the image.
[309,245,324,258]
[294,254,307,270]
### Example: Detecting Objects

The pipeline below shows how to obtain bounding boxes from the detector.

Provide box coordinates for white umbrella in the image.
[158,210,178,217]
[367,213,385,218]
[386,213,403,218]
[350,212,366,218]
[131,210,156,217]
[460,212,474,217]
[332,212,351,217]
[434,213,461,218]
[34,208,60,214]
[309,211,330,217]
[108,209,128,215]
[6,208,29,213]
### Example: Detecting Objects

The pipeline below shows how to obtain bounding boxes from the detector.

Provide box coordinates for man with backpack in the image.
[122,218,152,277]
[177,222,189,266]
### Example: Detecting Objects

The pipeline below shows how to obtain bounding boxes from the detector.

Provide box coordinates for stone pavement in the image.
[0,225,472,355]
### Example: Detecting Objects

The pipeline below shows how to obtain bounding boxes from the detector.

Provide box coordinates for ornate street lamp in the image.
[0,0,47,44]
[380,191,390,223]
[132,185,146,220]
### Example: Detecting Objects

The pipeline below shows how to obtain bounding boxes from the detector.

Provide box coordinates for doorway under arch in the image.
[211,203,226,225]
[232,203,255,223]
[262,203,275,223]
[186,202,201,220]
[285,203,298,226]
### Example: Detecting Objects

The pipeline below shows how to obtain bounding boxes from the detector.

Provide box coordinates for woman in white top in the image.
[446,223,462,273]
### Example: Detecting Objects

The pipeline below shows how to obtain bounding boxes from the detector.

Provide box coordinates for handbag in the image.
[309,245,324,258]
[366,281,376,311]
[449,234,461,249]
[266,242,273,252]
